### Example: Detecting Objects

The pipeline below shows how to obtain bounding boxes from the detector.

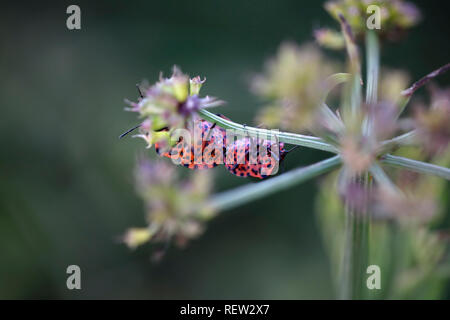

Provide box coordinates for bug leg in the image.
[204,122,217,141]
[286,145,301,153]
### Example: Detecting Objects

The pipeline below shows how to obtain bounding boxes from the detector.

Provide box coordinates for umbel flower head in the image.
[379,68,411,105]
[125,66,224,151]
[122,159,214,251]
[339,146,449,223]
[317,0,421,48]
[413,85,450,155]
[253,43,340,132]
[339,101,399,174]
[251,8,449,223]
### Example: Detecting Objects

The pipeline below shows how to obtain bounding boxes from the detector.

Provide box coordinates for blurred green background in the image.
[0,0,449,299]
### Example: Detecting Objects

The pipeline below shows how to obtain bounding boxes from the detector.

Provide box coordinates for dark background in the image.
[0,0,449,299]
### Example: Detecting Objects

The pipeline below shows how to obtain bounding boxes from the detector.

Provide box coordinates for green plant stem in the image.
[199,109,449,180]
[198,109,338,153]
[381,154,450,180]
[362,30,379,140]
[370,163,400,192]
[380,130,418,152]
[340,193,369,300]
[345,30,379,301]
[340,30,380,300]
[365,30,379,105]
[206,155,341,213]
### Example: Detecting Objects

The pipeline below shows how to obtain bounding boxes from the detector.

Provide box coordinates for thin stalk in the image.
[381,154,450,180]
[384,221,402,299]
[340,180,369,300]
[362,30,379,141]
[379,130,418,152]
[351,207,369,299]
[340,204,353,300]
[198,109,338,153]
[398,62,450,117]
[365,30,379,105]
[340,30,377,300]
[370,163,401,193]
[206,155,341,213]
[338,14,362,123]
[345,30,380,300]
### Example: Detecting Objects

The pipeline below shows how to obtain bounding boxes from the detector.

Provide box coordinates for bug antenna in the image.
[119,124,142,139]
[286,145,301,153]
[136,83,144,98]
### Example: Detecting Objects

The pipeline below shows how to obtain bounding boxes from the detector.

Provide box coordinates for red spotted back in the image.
[224,138,287,179]
[154,115,288,179]
[155,118,227,169]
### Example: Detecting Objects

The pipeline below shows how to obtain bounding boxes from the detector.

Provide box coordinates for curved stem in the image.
[398,62,450,117]
[198,109,338,153]
[381,154,450,180]
[206,155,341,213]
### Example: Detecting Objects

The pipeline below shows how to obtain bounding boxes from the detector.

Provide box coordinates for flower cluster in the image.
[122,159,214,251]
[413,85,450,155]
[338,82,450,221]
[379,68,410,105]
[252,10,448,222]
[318,0,421,47]
[336,80,449,220]
[125,66,223,151]
[253,43,340,132]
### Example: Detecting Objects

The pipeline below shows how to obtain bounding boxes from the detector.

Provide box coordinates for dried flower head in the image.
[122,159,214,250]
[413,85,450,155]
[125,66,224,150]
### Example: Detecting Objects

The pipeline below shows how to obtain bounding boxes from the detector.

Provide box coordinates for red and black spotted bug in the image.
[154,117,227,170]
[223,137,289,179]
[155,117,295,179]
[120,115,296,179]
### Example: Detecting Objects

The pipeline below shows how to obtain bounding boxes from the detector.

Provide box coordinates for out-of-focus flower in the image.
[339,101,398,174]
[314,28,345,50]
[253,43,339,132]
[340,136,374,174]
[368,101,398,142]
[324,0,421,42]
[122,228,153,250]
[372,187,437,221]
[413,86,450,155]
[337,170,439,222]
[125,66,224,151]
[122,159,214,250]
[189,76,206,96]
[380,69,410,106]
[370,145,449,222]
[338,178,369,213]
